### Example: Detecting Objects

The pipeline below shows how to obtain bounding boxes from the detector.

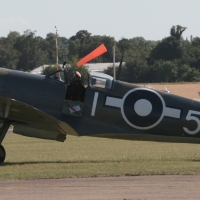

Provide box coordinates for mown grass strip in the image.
[1,134,200,180]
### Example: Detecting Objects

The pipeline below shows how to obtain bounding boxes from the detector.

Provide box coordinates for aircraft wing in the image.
[0,96,78,142]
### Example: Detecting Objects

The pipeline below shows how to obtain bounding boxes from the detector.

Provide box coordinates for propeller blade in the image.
[77,44,107,67]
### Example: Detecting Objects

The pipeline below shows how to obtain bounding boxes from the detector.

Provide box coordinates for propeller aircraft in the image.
[0,44,200,163]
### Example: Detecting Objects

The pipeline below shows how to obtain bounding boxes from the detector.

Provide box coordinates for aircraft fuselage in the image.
[0,68,200,143]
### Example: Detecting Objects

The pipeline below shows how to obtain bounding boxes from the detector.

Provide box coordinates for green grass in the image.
[1,134,200,180]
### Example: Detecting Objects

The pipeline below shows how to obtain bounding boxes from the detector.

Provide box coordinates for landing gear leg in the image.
[0,145,5,163]
[0,122,10,163]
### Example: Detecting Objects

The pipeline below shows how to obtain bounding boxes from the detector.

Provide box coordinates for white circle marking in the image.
[134,99,152,117]
[121,88,166,130]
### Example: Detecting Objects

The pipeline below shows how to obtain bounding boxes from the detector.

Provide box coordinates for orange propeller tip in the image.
[77,44,107,67]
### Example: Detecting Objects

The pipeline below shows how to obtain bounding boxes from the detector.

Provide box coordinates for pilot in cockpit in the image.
[65,71,86,102]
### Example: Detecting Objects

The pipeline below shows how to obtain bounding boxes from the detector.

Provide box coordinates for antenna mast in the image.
[113,45,116,79]
[55,26,58,65]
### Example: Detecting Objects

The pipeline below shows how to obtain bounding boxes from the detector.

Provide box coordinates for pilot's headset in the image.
[71,71,81,81]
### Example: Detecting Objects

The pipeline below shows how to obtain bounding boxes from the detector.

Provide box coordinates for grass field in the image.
[1,83,200,180]
[142,82,200,100]
[1,133,200,180]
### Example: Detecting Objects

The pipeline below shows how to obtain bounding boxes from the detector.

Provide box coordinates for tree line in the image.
[1,25,200,83]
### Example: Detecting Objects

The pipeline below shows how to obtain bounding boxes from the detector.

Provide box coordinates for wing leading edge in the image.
[0,96,78,142]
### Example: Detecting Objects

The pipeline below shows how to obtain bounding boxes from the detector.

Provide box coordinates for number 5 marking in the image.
[183,110,200,135]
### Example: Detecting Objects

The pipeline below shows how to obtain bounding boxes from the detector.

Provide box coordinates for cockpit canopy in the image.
[88,71,113,91]
[45,69,114,92]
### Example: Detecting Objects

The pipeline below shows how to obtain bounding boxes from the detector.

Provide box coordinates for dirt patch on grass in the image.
[140,82,200,100]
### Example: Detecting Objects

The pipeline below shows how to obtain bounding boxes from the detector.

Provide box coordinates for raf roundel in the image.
[121,88,166,130]
[134,99,152,116]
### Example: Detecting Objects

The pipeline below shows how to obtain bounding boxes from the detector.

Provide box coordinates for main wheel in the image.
[0,145,6,163]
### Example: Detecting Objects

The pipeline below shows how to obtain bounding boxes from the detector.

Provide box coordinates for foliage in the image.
[149,25,186,63]
[1,26,200,83]
[0,32,21,70]
[129,37,158,50]
[104,65,119,79]
[116,38,132,80]
[41,65,60,75]
[68,30,117,63]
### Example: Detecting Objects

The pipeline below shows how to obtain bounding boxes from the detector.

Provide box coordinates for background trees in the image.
[1,25,200,83]
[68,30,118,62]
[0,31,21,70]
[149,25,186,62]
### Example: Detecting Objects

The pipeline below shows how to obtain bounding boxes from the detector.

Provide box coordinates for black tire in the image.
[0,145,6,163]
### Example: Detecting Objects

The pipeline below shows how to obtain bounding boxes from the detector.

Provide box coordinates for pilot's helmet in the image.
[71,71,81,81]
